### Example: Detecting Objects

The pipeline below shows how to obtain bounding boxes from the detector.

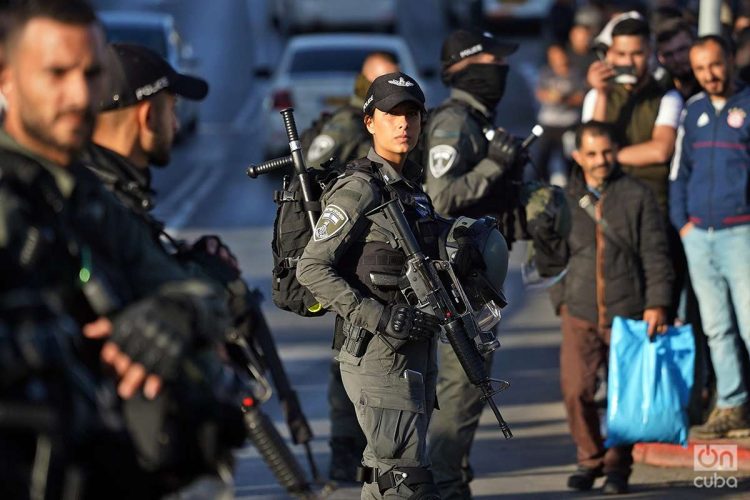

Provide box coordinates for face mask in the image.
[354,72,371,100]
[447,63,509,110]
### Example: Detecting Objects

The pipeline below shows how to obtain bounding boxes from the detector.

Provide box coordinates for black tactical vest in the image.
[337,159,442,305]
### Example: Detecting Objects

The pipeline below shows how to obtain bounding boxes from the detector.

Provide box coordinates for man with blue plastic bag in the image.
[529,121,674,494]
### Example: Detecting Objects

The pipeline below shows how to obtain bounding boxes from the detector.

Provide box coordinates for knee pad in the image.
[381,466,437,498]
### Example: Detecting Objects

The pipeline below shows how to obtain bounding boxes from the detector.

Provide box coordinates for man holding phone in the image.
[582,15,682,214]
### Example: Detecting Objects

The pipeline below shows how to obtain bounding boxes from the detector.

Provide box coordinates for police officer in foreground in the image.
[423,30,525,499]
[297,72,444,499]
[0,1,238,498]
[301,50,400,482]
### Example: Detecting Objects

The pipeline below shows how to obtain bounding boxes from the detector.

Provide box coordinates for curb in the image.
[634,440,750,471]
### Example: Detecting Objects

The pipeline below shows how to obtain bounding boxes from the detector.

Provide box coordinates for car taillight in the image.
[272,89,293,109]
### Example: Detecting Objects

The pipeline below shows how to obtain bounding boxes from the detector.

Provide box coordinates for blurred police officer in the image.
[305,51,398,169]
[0,1,236,498]
[301,50,400,482]
[83,43,209,234]
[423,30,524,500]
[297,72,444,499]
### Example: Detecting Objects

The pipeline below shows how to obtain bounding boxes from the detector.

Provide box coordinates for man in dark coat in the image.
[531,121,673,495]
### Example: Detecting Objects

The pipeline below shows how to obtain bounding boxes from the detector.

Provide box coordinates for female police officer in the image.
[297,72,443,499]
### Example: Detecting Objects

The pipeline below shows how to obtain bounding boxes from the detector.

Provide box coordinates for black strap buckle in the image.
[273,189,297,203]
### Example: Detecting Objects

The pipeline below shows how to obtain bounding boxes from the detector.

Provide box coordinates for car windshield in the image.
[289,47,398,74]
[104,26,168,58]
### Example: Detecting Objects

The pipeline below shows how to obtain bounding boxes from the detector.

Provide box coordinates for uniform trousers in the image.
[339,333,438,499]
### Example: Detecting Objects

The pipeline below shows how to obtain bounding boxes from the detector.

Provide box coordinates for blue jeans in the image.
[682,224,750,408]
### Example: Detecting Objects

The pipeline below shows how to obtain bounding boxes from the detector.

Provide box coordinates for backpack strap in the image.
[341,158,392,200]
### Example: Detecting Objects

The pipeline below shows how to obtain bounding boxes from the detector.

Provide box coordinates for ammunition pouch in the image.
[337,316,373,357]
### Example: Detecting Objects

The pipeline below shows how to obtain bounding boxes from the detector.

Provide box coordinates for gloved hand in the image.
[111,296,193,382]
[487,129,526,174]
[452,225,486,279]
[378,305,441,349]
[177,235,241,284]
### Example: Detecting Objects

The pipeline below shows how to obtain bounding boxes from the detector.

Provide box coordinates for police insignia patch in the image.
[429,145,457,178]
[313,205,349,242]
[307,134,336,162]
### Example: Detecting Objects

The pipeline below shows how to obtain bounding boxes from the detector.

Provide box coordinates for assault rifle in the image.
[368,200,513,439]
[224,311,318,498]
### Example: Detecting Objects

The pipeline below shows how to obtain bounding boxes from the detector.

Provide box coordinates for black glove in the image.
[177,235,241,284]
[111,296,193,381]
[378,305,441,346]
[452,225,487,279]
[487,129,526,173]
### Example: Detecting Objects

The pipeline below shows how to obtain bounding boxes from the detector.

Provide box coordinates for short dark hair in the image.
[656,19,696,46]
[2,0,98,48]
[692,34,733,58]
[575,121,617,149]
[612,18,651,40]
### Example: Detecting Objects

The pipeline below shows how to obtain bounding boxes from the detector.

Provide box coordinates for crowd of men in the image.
[527,1,750,495]
[1,0,750,499]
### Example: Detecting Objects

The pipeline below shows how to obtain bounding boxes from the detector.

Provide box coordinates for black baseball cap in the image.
[100,43,209,111]
[363,71,425,116]
[440,30,518,69]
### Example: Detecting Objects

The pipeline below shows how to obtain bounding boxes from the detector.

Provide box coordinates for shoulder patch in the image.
[307,134,336,162]
[429,145,458,179]
[313,204,349,242]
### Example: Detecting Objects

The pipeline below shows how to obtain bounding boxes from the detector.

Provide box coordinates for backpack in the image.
[270,164,335,316]
[269,159,383,317]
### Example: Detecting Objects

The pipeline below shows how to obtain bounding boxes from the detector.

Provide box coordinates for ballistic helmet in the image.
[442,216,509,309]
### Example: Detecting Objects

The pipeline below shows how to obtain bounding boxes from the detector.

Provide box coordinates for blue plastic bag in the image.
[605,316,695,447]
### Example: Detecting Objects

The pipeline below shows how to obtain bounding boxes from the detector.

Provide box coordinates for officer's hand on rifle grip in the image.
[111,296,192,382]
[488,129,527,174]
[377,305,441,350]
[452,226,487,279]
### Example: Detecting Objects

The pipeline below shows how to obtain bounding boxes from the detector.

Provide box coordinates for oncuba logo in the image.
[693,444,739,489]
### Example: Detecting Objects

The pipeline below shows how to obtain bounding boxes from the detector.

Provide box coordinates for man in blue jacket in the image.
[670,35,750,438]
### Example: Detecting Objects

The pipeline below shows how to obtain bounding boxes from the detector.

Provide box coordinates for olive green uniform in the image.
[303,95,373,475]
[423,89,503,500]
[424,89,508,219]
[305,96,372,169]
[297,149,439,499]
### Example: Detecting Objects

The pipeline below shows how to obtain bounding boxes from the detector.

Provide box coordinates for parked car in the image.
[270,0,396,34]
[99,11,201,136]
[482,0,554,27]
[261,33,425,159]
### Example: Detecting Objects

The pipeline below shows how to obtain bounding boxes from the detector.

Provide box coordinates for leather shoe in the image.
[602,472,629,494]
[567,465,603,491]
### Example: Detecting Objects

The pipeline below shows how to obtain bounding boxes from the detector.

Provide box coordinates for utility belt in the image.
[356,465,435,494]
